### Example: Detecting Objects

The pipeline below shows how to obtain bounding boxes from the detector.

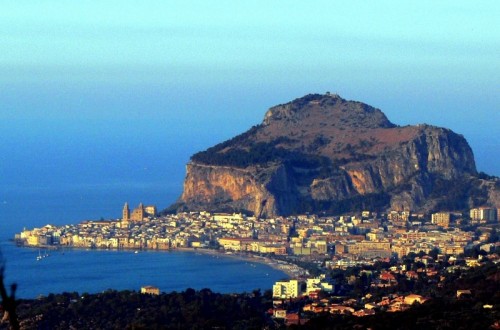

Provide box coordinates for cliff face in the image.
[174,93,495,216]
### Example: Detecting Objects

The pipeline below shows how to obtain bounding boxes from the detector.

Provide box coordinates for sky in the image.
[0,1,499,211]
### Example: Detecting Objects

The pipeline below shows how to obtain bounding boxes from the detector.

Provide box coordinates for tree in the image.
[487,228,498,243]
[429,247,440,260]
[0,255,19,330]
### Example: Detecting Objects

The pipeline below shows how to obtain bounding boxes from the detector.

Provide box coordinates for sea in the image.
[0,160,288,299]
[0,94,294,299]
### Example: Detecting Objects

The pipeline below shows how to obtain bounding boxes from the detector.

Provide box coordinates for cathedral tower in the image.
[122,202,130,221]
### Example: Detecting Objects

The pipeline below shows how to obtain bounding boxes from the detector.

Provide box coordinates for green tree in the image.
[0,256,19,330]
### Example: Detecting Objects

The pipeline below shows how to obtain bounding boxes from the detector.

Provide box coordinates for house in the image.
[405,271,419,280]
[387,301,410,312]
[306,275,334,294]
[457,289,472,299]
[140,286,160,295]
[329,305,354,314]
[285,313,301,326]
[364,302,378,310]
[353,309,376,317]
[379,271,398,286]
[273,309,287,319]
[404,294,427,305]
[308,290,320,300]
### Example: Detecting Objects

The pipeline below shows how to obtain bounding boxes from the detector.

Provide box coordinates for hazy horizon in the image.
[1,1,499,221]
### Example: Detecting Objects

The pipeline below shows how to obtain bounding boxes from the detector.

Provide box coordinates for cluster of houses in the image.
[269,252,499,325]
[15,203,498,257]
[14,203,498,325]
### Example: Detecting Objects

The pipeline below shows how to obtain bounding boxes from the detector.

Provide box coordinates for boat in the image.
[36,249,50,261]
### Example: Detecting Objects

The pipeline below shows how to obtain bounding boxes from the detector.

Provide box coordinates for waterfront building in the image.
[218,237,257,251]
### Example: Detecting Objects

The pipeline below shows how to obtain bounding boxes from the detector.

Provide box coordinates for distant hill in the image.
[171,93,499,217]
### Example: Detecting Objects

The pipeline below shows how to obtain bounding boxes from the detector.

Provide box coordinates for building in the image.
[212,213,244,223]
[388,211,410,226]
[306,275,334,294]
[122,203,130,221]
[470,207,497,223]
[273,280,301,299]
[131,203,145,221]
[347,241,391,258]
[144,205,157,217]
[218,237,256,251]
[123,202,150,222]
[432,212,451,228]
[273,309,287,319]
[404,294,426,305]
[141,285,160,295]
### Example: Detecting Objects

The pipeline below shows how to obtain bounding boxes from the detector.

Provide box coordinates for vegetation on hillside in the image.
[427,175,490,212]
[6,263,499,329]
[191,135,329,169]
[293,193,391,216]
[13,289,272,330]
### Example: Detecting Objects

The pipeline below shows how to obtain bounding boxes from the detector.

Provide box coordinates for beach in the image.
[176,247,308,279]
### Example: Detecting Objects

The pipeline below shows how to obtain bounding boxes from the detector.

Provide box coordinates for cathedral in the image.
[122,202,156,222]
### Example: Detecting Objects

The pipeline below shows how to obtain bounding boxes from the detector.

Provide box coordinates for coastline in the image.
[5,243,291,299]
[16,242,307,280]
[176,247,308,279]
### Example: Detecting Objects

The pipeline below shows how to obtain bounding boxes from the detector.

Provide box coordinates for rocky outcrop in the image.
[172,93,496,216]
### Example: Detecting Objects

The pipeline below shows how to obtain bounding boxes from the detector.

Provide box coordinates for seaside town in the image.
[15,203,500,326]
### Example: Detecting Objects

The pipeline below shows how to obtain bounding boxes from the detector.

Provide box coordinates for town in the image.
[15,203,500,326]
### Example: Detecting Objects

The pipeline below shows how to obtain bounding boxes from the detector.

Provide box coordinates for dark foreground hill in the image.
[9,263,500,329]
[172,93,499,217]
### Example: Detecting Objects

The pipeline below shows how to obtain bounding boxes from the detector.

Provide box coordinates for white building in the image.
[273,280,301,299]
[470,207,497,223]
[306,275,334,294]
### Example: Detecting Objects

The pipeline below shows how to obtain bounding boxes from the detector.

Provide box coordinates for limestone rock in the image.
[172,93,496,216]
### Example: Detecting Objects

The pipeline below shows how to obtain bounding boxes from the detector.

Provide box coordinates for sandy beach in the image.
[176,247,308,279]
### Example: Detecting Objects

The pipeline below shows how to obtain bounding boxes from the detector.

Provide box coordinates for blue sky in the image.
[1,1,499,194]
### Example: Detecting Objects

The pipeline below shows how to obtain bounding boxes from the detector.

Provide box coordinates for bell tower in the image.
[122,202,130,221]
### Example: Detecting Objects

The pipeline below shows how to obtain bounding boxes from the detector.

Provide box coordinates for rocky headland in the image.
[171,93,499,217]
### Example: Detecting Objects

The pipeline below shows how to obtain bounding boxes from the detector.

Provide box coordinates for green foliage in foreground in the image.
[15,288,272,330]
[9,263,500,330]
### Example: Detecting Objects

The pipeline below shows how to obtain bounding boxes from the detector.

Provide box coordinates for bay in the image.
[0,184,288,299]
[0,241,287,299]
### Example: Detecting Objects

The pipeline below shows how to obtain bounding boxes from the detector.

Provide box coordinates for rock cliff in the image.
[172,93,499,216]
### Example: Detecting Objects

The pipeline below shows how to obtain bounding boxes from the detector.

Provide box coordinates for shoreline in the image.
[16,243,307,279]
[176,247,308,279]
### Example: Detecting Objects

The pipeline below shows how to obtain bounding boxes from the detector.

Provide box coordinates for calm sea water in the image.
[0,184,287,299]
[0,100,287,299]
